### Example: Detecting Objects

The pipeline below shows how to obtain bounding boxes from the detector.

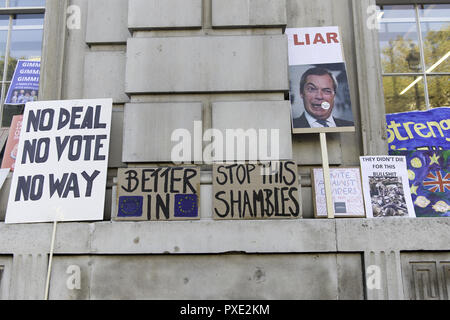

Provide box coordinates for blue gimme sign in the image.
[5,60,40,105]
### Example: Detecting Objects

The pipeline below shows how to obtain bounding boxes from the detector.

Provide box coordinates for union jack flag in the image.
[423,171,450,193]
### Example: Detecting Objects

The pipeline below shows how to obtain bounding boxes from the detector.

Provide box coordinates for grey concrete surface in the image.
[109,108,126,168]
[0,218,449,299]
[86,0,130,44]
[125,35,289,93]
[128,0,202,30]
[400,252,450,300]
[2,0,447,301]
[212,0,287,28]
[211,101,293,160]
[49,253,363,299]
[83,51,129,103]
[0,256,12,300]
[122,102,203,162]
[336,218,450,252]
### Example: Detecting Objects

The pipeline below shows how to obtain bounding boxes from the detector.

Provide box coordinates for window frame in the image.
[377,2,450,111]
[0,2,45,127]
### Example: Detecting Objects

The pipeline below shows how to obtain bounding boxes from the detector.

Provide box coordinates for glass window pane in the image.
[428,76,450,108]
[0,30,8,80]
[8,0,45,7]
[421,22,450,73]
[0,15,9,27]
[379,22,422,73]
[419,4,450,19]
[9,28,43,57]
[13,13,44,26]
[5,57,18,81]
[383,76,426,113]
[9,14,44,77]
[380,5,416,19]
[0,1,6,8]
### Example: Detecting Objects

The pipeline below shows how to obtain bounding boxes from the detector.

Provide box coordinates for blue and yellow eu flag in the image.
[174,194,198,218]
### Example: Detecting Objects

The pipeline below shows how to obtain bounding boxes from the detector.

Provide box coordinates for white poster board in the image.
[360,156,416,218]
[5,99,112,224]
[286,26,355,133]
[312,167,365,218]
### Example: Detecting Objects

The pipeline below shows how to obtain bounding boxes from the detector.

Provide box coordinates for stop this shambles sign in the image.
[213,161,301,219]
[5,99,112,224]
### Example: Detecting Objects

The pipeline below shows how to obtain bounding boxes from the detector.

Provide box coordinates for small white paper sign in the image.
[312,167,365,218]
[285,26,344,65]
[360,156,416,218]
[5,99,112,224]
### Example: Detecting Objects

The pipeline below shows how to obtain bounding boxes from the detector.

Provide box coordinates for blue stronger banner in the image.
[386,108,450,152]
[5,60,40,105]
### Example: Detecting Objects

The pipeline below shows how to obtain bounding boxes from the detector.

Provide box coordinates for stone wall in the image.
[0,0,448,300]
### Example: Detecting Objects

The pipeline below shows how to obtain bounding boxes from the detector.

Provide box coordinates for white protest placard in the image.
[311,167,365,218]
[360,156,416,218]
[5,99,112,224]
[285,26,344,66]
[286,26,355,133]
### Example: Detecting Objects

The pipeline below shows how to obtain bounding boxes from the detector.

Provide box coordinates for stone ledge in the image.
[0,218,448,255]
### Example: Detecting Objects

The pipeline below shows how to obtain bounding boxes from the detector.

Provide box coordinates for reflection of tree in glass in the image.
[0,56,19,81]
[423,25,450,108]
[381,24,450,112]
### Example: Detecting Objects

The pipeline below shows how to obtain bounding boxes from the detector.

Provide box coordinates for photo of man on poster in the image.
[291,65,355,129]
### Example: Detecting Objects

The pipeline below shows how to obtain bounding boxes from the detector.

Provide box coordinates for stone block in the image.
[212,0,287,28]
[86,0,130,44]
[47,253,349,299]
[401,252,450,300]
[128,0,202,30]
[90,219,337,253]
[211,101,292,160]
[125,35,288,93]
[0,174,11,221]
[0,256,12,300]
[49,256,92,300]
[336,218,450,252]
[83,51,129,103]
[292,133,342,165]
[122,102,203,162]
[109,109,126,168]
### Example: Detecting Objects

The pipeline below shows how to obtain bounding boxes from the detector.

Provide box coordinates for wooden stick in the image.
[44,219,58,300]
[319,132,334,219]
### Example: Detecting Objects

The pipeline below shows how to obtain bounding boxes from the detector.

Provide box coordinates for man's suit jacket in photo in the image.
[293,112,354,128]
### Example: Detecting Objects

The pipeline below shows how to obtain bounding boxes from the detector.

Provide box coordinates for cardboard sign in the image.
[1,115,22,171]
[386,108,450,152]
[391,150,449,217]
[360,156,415,218]
[5,60,40,105]
[115,167,201,221]
[286,26,355,134]
[5,99,112,224]
[213,161,301,220]
[311,167,365,218]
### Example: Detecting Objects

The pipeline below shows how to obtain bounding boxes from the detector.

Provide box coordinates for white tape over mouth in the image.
[321,102,330,110]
